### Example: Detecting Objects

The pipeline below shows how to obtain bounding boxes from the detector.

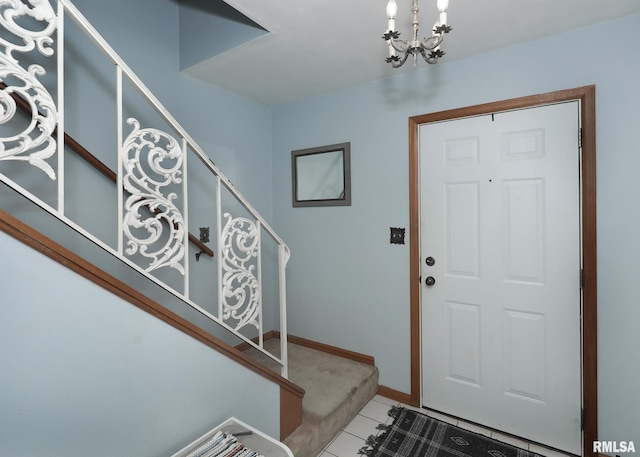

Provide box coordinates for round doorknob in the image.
[425,276,436,286]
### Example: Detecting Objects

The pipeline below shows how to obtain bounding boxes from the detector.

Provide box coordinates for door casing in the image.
[407,85,597,456]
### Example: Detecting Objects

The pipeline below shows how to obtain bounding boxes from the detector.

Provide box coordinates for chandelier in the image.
[382,0,452,68]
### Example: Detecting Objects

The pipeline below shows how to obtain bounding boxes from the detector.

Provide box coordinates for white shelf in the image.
[170,417,294,457]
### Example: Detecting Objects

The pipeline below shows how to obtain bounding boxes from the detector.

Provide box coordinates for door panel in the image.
[420,102,581,454]
[445,182,480,278]
[503,178,545,284]
[446,301,481,386]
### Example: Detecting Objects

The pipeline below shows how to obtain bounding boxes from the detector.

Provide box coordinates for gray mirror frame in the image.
[291,142,351,207]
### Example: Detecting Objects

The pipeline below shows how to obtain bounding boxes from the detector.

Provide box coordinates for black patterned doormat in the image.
[359,406,543,457]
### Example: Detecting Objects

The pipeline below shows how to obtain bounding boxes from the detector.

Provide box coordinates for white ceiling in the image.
[183,0,640,106]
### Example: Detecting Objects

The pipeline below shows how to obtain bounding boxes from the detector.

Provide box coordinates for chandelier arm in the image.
[420,34,443,51]
[389,37,411,53]
[419,48,437,64]
[391,51,411,68]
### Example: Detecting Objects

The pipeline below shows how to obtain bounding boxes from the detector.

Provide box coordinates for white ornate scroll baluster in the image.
[122,118,186,274]
[0,0,58,179]
[221,213,260,331]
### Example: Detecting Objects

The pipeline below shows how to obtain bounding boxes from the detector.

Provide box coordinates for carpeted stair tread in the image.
[244,339,379,457]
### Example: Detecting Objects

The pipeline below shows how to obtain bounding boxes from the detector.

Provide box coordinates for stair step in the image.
[244,339,379,457]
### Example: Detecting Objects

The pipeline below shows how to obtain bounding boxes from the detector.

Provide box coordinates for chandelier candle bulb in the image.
[437,0,449,12]
[386,0,398,57]
[387,0,398,21]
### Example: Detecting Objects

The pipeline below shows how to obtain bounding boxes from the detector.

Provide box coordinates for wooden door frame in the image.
[408,85,597,456]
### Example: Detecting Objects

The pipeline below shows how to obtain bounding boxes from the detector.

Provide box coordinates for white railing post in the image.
[56,0,65,215]
[216,176,223,320]
[182,137,190,298]
[279,244,289,378]
[256,220,263,349]
[116,64,124,256]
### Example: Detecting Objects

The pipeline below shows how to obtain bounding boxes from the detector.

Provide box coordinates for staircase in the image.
[245,338,379,457]
[0,0,299,454]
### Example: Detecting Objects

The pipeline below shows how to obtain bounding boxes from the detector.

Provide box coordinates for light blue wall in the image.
[0,229,280,457]
[272,13,640,443]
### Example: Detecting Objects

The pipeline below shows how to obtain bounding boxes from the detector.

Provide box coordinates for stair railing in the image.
[0,0,289,376]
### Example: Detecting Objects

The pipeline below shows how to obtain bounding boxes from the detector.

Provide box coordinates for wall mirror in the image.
[292,142,351,207]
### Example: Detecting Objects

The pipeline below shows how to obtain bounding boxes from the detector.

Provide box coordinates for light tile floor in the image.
[317,395,575,457]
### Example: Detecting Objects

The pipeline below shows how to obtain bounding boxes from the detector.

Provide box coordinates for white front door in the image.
[420,102,582,454]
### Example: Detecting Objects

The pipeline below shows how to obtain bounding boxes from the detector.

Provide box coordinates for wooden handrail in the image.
[0,82,214,258]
